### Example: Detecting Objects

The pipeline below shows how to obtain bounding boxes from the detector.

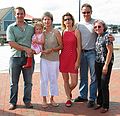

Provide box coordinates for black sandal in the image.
[94,104,102,110]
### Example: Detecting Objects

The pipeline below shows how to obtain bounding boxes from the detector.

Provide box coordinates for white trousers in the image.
[40,58,59,96]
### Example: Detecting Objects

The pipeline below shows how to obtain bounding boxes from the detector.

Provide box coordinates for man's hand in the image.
[24,47,33,56]
[108,34,115,41]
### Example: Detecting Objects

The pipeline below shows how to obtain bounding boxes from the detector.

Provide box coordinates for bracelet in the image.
[105,63,108,66]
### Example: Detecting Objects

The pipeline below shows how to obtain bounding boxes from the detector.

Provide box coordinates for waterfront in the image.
[113,34,120,49]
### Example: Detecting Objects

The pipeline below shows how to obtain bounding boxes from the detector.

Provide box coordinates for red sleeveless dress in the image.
[59,31,78,74]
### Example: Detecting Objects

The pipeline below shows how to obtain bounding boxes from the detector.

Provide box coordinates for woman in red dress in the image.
[59,12,82,107]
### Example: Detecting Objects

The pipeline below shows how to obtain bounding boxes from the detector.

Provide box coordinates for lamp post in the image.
[79,0,81,21]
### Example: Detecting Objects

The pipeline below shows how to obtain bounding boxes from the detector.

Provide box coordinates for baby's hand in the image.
[32,37,38,43]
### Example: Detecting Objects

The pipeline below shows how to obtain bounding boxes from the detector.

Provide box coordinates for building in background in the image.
[0,7,15,45]
[0,7,34,45]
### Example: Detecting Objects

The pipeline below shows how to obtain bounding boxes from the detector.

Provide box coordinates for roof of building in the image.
[0,7,14,20]
[25,13,34,19]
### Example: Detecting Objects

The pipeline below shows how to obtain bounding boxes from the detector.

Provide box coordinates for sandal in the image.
[94,104,102,110]
[100,108,108,113]
[41,102,48,108]
[49,101,59,107]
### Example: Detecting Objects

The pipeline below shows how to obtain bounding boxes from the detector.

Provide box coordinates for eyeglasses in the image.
[82,12,90,14]
[64,18,72,21]
[94,26,102,29]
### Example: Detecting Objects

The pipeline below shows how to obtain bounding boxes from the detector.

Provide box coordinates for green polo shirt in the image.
[6,22,34,57]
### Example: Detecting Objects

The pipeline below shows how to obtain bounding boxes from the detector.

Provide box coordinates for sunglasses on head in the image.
[64,18,72,21]
[94,26,102,29]
[82,11,90,14]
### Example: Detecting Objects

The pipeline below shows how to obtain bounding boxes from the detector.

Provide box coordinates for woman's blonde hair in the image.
[61,12,75,30]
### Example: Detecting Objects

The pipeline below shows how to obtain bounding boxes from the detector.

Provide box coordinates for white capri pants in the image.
[40,58,59,96]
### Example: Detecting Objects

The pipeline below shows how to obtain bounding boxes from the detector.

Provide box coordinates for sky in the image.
[0,0,120,25]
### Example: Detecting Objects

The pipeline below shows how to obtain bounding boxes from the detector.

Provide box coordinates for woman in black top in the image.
[93,20,114,113]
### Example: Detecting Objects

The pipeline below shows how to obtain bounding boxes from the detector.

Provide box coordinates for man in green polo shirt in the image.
[6,7,34,110]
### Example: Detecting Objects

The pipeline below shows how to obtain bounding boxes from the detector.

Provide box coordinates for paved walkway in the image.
[0,45,120,116]
[0,69,120,116]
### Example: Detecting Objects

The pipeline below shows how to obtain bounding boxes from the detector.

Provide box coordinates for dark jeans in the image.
[95,61,113,109]
[9,55,34,105]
